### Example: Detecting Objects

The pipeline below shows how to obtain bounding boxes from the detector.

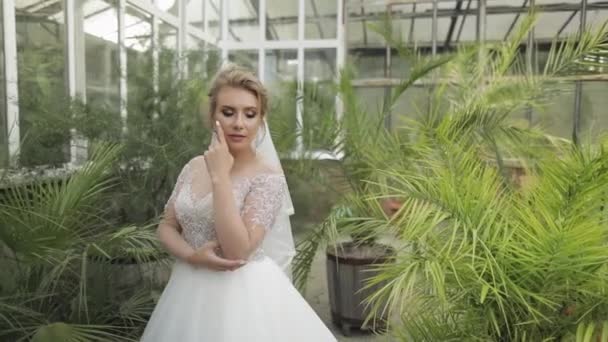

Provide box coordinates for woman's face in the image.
[212,86,263,153]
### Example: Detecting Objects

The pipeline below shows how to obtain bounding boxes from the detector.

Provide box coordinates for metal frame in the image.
[2,0,607,169]
[217,0,343,157]
[573,0,588,145]
[119,0,128,136]
[66,0,87,166]
[2,0,20,167]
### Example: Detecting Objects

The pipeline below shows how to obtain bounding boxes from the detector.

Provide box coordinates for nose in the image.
[233,113,244,130]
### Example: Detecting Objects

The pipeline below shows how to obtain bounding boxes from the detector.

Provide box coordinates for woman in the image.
[141,64,336,341]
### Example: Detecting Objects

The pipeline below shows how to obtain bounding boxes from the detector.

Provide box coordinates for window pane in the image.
[206,44,222,76]
[532,82,575,139]
[305,0,336,39]
[186,35,205,75]
[267,0,297,40]
[228,0,260,42]
[159,21,178,85]
[206,0,220,39]
[16,0,70,167]
[84,0,120,111]
[304,49,337,150]
[185,0,203,30]
[354,86,385,120]
[228,50,258,73]
[0,2,7,167]
[153,0,178,15]
[392,84,430,127]
[125,6,153,130]
[581,81,608,143]
[265,50,297,152]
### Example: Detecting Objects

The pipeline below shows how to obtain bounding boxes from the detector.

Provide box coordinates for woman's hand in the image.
[186,240,246,271]
[204,121,234,183]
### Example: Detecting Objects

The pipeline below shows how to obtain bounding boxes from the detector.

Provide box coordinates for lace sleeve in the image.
[242,174,287,231]
[164,160,192,212]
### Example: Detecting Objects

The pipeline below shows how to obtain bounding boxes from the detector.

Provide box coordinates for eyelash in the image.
[221,110,257,118]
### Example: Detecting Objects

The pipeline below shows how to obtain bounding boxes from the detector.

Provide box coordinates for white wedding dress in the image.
[141,157,336,342]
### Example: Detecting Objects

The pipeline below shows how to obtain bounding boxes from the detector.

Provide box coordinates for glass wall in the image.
[227,0,260,42]
[2,0,220,169]
[266,0,297,40]
[125,5,153,132]
[304,48,337,150]
[16,0,69,167]
[228,49,258,71]
[224,0,343,155]
[346,0,608,139]
[84,0,120,111]
[266,49,298,150]
[0,3,6,167]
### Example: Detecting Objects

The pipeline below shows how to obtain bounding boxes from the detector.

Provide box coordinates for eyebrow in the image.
[220,105,257,111]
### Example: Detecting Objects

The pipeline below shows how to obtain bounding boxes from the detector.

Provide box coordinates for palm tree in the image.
[0,142,164,342]
[362,16,608,341]
[289,11,608,340]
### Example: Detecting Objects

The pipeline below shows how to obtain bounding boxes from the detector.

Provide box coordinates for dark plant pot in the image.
[326,241,395,336]
[87,255,172,290]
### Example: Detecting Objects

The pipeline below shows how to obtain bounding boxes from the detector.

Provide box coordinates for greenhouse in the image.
[1,0,608,341]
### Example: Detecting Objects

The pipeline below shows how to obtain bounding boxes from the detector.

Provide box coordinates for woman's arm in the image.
[211,175,262,260]
[204,123,285,260]
[157,162,196,261]
[212,173,286,261]
[158,159,246,270]
[157,205,196,261]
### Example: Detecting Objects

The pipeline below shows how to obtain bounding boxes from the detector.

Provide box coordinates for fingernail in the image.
[215,120,219,126]
[239,260,246,265]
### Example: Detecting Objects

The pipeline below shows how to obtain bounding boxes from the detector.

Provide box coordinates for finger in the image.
[204,240,220,249]
[203,152,210,168]
[208,253,246,269]
[215,121,226,145]
[209,134,218,149]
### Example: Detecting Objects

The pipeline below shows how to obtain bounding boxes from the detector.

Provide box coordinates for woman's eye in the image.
[246,112,257,118]
[221,110,233,116]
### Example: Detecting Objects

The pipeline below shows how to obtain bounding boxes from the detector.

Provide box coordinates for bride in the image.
[141,64,336,341]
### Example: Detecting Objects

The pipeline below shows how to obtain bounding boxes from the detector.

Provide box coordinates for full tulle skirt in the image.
[141,257,336,342]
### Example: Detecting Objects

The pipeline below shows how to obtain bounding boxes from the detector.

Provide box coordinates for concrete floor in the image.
[300,243,396,342]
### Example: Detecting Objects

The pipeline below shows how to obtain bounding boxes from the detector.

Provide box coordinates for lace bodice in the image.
[164,157,287,260]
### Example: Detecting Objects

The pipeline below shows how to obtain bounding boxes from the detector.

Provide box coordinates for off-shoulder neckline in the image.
[231,172,284,183]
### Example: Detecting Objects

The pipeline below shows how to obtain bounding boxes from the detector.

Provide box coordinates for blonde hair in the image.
[207,64,268,124]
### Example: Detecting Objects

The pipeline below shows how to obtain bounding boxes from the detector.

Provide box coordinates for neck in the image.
[230,147,257,171]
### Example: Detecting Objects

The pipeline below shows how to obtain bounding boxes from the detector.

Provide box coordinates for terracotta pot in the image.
[326,242,395,336]
[380,198,403,218]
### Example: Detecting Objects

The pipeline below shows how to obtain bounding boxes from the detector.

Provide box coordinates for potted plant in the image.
[281,36,452,334]
[356,14,608,341]
[0,143,162,341]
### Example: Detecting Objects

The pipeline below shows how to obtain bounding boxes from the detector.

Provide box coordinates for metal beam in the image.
[221,3,607,28]
[248,0,278,40]
[557,10,578,37]
[503,0,529,41]
[408,3,416,43]
[309,0,325,39]
[3,0,21,166]
[525,0,535,127]
[432,0,438,55]
[361,5,367,45]
[211,0,240,42]
[444,0,463,48]
[573,0,588,145]
[455,0,472,43]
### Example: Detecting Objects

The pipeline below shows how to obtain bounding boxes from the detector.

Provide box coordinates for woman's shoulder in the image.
[247,167,285,189]
[250,159,284,178]
[182,155,207,170]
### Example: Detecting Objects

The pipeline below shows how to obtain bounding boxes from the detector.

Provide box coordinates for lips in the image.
[227,134,246,142]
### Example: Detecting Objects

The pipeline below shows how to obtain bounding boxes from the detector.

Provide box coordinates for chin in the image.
[227,142,252,153]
